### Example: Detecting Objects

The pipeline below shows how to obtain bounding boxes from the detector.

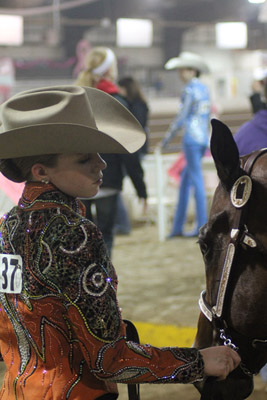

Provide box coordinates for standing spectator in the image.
[118,76,149,157]
[249,68,267,114]
[234,76,267,388]
[75,47,147,253]
[250,79,266,114]
[114,76,150,234]
[234,78,267,156]
[160,52,211,238]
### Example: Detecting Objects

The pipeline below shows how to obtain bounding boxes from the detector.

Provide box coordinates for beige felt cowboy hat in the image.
[0,85,145,159]
[164,51,210,74]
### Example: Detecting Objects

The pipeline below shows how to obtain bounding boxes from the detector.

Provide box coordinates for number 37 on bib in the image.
[0,254,23,294]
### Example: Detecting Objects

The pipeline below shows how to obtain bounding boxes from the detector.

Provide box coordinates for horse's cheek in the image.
[229,278,250,320]
[229,271,263,334]
[193,312,214,349]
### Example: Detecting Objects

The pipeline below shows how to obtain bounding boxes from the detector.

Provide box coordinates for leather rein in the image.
[198,148,267,376]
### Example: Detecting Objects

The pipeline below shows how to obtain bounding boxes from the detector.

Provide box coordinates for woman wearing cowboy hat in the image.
[0,85,239,399]
[160,52,211,238]
[76,47,147,252]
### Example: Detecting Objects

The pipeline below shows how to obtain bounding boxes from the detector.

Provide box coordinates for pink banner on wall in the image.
[0,175,24,204]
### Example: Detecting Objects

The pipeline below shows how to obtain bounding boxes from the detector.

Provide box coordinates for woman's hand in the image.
[200,346,241,381]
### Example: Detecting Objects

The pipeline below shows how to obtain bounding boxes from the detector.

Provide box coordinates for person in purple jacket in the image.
[234,79,267,387]
[234,78,267,156]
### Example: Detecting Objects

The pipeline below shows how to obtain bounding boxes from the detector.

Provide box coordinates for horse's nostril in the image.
[252,339,267,349]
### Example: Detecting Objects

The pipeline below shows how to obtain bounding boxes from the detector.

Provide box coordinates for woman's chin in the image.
[81,189,99,199]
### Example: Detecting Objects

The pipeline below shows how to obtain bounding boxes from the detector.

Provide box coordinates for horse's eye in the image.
[198,239,209,255]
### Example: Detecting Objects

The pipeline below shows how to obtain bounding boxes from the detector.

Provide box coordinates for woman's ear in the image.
[31,163,49,183]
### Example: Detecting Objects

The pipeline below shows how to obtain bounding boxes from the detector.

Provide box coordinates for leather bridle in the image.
[198,148,267,376]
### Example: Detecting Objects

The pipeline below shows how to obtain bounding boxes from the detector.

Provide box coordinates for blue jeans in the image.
[260,363,267,382]
[114,193,131,235]
[170,144,207,236]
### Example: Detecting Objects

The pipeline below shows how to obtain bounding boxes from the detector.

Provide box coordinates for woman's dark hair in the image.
[186,68,201,78]
[0,154,59,183]
[118,76,147,104]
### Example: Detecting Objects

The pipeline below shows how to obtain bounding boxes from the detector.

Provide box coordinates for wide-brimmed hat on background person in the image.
[0,85,145,159]
[164,51,210,74]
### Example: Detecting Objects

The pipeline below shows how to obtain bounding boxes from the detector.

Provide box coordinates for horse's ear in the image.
[210,119,243,191]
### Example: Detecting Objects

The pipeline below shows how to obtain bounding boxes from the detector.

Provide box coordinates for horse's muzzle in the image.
[194,368,254,400]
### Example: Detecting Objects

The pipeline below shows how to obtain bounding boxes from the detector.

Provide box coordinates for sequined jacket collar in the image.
[18,181,86,216]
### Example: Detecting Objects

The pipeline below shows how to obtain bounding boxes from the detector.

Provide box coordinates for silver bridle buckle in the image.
[230,175,252,208]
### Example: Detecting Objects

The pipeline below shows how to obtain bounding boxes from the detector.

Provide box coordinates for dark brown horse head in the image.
[194,119,267,399]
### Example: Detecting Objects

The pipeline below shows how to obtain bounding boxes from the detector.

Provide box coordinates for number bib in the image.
[0,254,23,294]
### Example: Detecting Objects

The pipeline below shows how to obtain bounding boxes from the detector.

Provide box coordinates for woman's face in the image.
[34,153,107,198]
[178,68,197,83]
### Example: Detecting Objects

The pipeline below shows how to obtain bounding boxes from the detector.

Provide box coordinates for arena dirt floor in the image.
[112,221,267,400]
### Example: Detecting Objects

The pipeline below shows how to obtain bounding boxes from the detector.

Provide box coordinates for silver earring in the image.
[41,178,49,184]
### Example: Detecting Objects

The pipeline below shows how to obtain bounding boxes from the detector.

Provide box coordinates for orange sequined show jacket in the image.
[0,183,204,399]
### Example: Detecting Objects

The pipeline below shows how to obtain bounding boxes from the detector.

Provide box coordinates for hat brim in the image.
[0,124,138,159]
[85,87,145,154]
[0,86,145,159]
[164,57,210,74]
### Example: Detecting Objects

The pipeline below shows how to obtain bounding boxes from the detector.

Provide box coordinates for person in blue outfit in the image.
[160,52,211,238]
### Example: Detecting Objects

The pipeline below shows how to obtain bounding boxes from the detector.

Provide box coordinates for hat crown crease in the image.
[1,88,97,131]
